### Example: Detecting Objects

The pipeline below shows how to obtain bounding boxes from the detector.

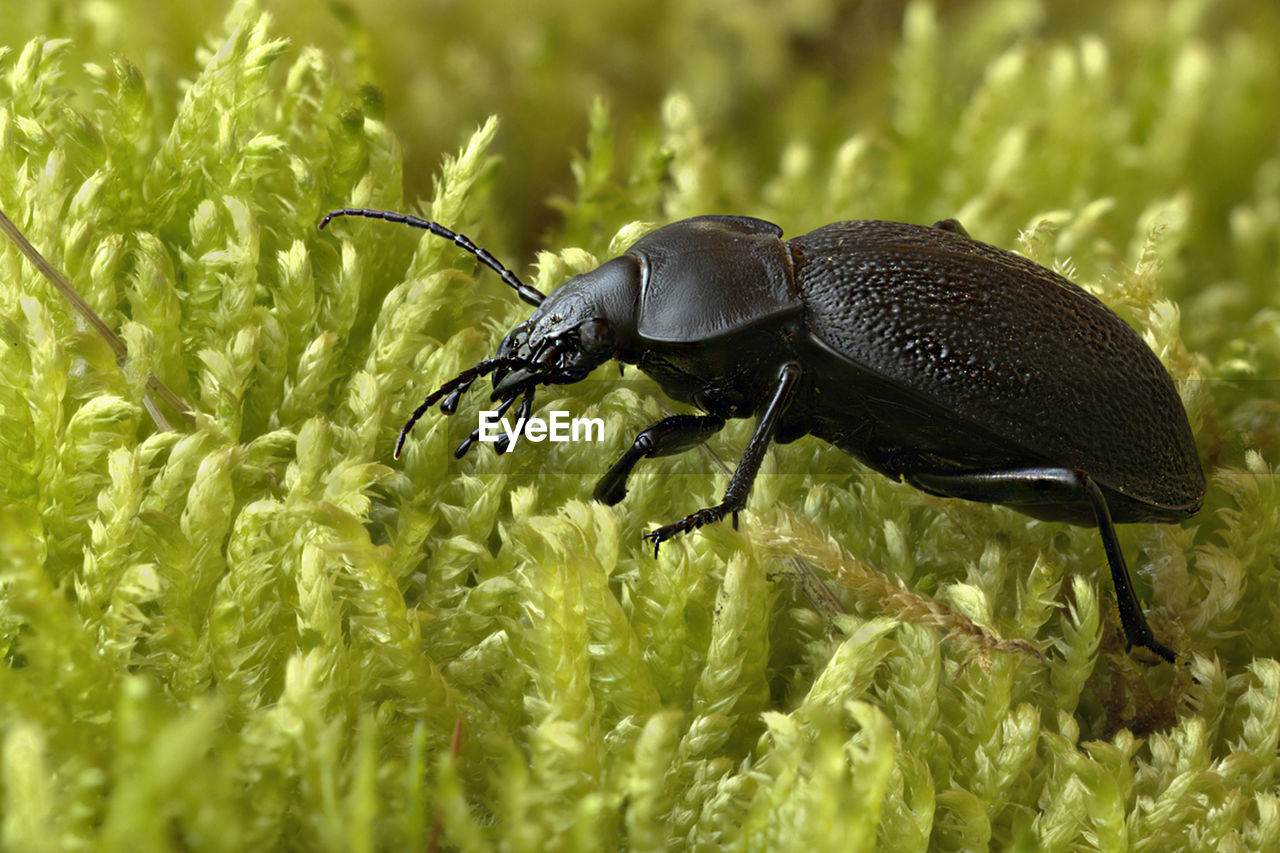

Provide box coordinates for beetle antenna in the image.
[320,207,545,307]
[395,355,535,458]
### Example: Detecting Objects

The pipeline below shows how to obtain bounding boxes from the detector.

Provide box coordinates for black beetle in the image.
[319,208,1204,662]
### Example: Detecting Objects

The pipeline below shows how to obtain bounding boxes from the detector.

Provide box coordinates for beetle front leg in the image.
[593,414,726,506]
[645,362,801,555]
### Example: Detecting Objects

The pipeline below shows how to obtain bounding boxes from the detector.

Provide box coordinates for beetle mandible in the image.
[319,209,1204,663]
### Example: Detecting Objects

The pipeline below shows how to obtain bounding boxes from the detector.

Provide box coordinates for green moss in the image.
[3,0,1280,849]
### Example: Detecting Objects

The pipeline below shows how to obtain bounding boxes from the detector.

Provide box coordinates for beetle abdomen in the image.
[789,220,1204,518]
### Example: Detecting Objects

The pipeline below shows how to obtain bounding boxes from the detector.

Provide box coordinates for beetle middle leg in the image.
[905,467,1177,663]
[593,414,726,506]
[644,362,801,555]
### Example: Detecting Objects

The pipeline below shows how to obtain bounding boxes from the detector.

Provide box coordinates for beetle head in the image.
[318,207,619,458]
[381,232,645,458]
[491,255,642,393]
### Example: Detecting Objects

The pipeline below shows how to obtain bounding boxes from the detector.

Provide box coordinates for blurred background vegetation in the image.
[6,0,1276,265]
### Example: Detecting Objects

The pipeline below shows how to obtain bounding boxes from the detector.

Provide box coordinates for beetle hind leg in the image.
[1082,476,1177,663]
[645,363,801,555]
[906,467,1177,663]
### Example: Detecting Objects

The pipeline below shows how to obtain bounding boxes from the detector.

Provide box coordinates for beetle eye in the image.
[498,326,530,360]
[578,319,615,355]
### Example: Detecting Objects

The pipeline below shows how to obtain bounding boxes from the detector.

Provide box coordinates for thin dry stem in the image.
[752,506,1043,662]
[0,210,194,430]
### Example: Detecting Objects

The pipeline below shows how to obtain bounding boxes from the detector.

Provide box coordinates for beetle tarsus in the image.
[646,504,735,552]
[1131,636,1178,665]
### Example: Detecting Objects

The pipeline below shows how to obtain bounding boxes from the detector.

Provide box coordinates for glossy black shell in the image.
[779,220,1204,524]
